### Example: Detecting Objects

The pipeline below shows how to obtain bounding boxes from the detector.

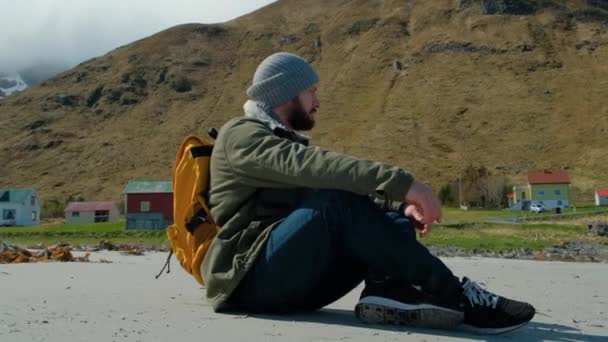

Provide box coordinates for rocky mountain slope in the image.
[0,0,607,205]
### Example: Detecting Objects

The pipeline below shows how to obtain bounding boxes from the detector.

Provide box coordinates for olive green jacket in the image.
[202,102,414,311]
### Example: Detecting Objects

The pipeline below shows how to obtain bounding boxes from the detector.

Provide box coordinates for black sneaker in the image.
[459,277,535,334]
[354,278,464,330]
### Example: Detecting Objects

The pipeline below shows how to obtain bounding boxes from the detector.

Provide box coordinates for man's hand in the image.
[404,181,443,238]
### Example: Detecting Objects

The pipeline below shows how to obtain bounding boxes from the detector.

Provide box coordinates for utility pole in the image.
[459,175,462,207]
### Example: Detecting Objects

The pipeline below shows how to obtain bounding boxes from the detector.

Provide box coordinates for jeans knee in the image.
[297,190,375,230]
[302,190,369,210]
[385,211,416,240]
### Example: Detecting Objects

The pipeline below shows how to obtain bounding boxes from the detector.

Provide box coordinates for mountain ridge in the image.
[0,0,607,206]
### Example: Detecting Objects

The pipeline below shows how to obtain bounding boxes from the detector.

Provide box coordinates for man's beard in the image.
[287,97,316,131]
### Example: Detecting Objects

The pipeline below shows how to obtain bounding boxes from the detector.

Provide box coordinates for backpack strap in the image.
[185,207,210,233]
[190,145,213,158]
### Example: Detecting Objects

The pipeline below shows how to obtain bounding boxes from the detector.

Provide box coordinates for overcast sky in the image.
[1,0,276,74]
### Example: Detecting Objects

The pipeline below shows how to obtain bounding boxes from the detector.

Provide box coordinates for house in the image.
[64,201,119,224]
[506,192,515,208]
[124,181,173,230]
[0,188,41,226]
[595,189,608,206]
[510,170,571,210]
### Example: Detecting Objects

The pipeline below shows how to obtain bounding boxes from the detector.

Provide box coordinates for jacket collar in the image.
[243,100,310,144]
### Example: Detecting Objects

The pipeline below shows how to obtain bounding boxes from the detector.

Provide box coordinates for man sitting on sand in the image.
[201,52,535,334]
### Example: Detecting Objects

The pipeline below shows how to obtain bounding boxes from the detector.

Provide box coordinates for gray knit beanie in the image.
[247,52,319,107]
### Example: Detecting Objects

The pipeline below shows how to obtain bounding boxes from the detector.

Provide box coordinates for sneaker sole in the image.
[459,320,531,335]
[355,296,464,330]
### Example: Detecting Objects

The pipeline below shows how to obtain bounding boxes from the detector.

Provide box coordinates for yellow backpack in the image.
[156,129,220,286]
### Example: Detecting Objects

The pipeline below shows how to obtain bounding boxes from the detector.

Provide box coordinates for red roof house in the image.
[64,201,119,223]
[124,181,173,230]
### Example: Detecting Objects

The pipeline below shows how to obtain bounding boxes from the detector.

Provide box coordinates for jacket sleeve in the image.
[222,119,414,202]
[371,196,406,213]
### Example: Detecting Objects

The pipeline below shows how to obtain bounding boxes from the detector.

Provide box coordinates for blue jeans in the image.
[229,190,460,313]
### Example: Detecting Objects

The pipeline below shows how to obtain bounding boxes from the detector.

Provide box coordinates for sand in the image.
[1,252,607,341]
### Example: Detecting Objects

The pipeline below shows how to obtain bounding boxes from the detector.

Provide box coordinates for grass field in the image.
[442,206,608,223]
[0,222,167,249]
[2,207,608,252]
[421,223,607,252]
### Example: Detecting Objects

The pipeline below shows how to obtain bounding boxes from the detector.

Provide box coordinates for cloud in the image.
[0,0,276,73]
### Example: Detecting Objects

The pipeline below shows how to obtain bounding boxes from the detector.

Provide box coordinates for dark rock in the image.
[527,60,563,72]
[459,0,476,9]
[254,32,274,41]
[44,140,63,149]
[191,55,211,67]
[24,120,48,130]
[313,36,322,49]
[157,67,168,84]
[55,95,80,107]
[456,107,469,116]
[575,40,599,51]
[86,86,104,107]
[480,0,537,15]
[393,60,403,71]
[171,78,192,93]
[74,72,87,83]
[426,41,507,54]
[193,25,227,36]
[400,19,409,35]
[120,94,139,105]
[280,35,299,45]
[23,143,40,151]
[545,60,563,68]
[344,18,379,35]
[53,131,76,139]
[106,89,123,103]
[192,58,210,67]
[15,97,32,105]
[131,77,147,90]
[568,8,608,23]
[588,221,608,236]
[511,43,535,52]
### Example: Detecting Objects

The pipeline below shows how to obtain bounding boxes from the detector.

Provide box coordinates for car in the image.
[530,203,547,213]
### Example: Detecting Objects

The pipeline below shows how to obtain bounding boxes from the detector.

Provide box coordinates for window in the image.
[538,191,545,196]
[557,200,563,206]
[32,211,37,221]
[95,210,109,223]
[3,209,15,220]
[30,196,36,206]
[555,189,561,195]
[72,211,80,217]
[140,201,150,212]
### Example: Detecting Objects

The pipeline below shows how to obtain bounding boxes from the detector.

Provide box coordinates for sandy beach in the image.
[1,252,607,342]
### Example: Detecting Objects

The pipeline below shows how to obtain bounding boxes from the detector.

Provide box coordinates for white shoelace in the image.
[462,279,499,309]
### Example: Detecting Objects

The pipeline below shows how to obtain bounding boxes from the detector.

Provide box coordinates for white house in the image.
[595,189,608,206]
[0,189,41,226]
[64,201,119,224]
[510,170,571,210]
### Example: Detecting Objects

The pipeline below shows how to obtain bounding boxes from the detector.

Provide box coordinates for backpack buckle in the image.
[185,208,208,233]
